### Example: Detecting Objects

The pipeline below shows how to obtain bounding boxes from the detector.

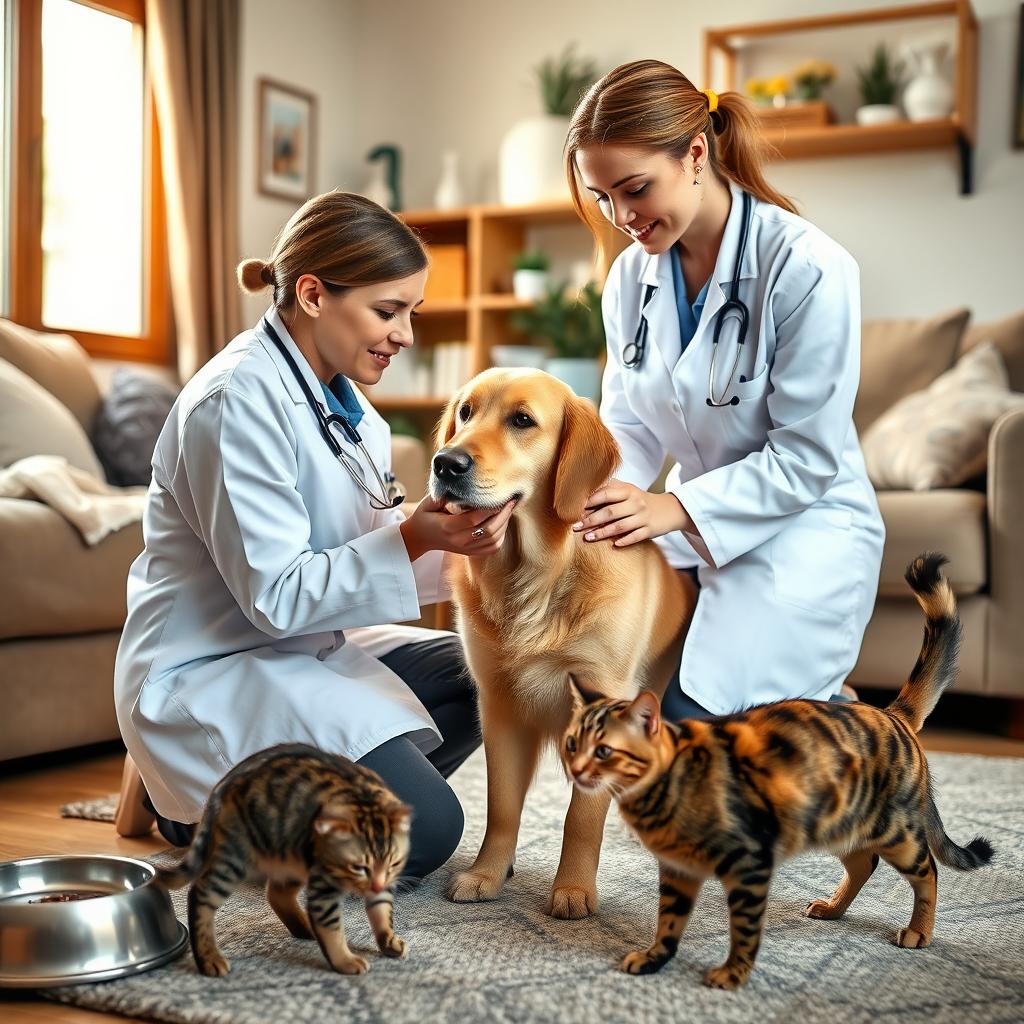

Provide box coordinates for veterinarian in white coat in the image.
[567,62,884,716]
[115,192,514,873]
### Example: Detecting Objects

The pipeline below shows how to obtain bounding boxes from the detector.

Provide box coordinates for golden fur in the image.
[430,368,697,918]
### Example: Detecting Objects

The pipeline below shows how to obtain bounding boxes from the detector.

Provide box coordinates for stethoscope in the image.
[623,190,752,409]
[262,317,405,511]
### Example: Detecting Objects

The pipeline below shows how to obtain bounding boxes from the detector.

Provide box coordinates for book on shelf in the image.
[432,342,470,397]
[370,342,470,399]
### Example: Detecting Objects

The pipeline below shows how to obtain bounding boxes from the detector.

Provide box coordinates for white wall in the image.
[339,0,1023,322]
[236,0,359,326]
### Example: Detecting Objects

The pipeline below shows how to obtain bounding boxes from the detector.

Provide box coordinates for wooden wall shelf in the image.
[703,0,979,193]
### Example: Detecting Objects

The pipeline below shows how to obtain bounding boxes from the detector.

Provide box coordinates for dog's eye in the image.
[565,735,577,753]
[510,412,535,429]
[458,404,472,422]
[594,745,612,761]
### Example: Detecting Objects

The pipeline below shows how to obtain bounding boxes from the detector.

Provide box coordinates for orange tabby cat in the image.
[563,554,993,989]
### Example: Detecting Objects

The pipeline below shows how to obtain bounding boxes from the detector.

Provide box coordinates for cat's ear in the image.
[313,810,357,837]
[568,673,608,707]
[389,802,413,834]
[629,690,662,736]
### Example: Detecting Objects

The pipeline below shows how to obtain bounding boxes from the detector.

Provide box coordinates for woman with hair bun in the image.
[566,61,884,718]
[116,192,512,880]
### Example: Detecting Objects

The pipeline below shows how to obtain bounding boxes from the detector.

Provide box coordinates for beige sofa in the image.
[1,308,1021,762]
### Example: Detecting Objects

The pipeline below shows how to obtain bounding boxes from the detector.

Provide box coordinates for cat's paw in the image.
[619,949,669,975]
[893,927,931,949]
[703,963,749,989]
[805,898,844,920]
[332,954,369,975]
[447,870,504,903]
[381,934,408,959]
[197,953,231,978]
[547,883,597,919]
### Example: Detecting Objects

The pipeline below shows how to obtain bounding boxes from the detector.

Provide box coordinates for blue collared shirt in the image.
[321,375,365,431]
[670,244,711,355]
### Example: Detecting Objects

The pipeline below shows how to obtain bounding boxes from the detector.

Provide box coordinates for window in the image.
[9,0,169,362]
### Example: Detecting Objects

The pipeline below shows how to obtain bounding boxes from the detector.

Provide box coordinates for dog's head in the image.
[429,368,619,524]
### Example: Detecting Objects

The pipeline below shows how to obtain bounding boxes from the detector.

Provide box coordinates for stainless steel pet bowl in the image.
[0,854,188,987]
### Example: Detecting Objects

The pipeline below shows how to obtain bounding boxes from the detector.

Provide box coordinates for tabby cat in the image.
[156,743,412,977]
[563,554,994,989]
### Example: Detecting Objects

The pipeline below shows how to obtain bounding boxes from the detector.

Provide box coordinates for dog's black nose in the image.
[433,448,474,479]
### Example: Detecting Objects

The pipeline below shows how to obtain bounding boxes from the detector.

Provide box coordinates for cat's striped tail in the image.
[886,553,962,734]
[924,782,994,870]
[153,811,214,889]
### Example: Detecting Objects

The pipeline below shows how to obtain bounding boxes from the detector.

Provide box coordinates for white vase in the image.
[434,150,464,210]
[363,162,392,209]
[545,357,602,405]
[512,269,549,301]
[490,345,548,369]
[855,104,901,126]
[902,40,954,122]
[499,114,571,206]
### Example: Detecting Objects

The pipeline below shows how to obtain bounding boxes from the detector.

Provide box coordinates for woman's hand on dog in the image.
[573,481,694,548]
[401,496,517,561]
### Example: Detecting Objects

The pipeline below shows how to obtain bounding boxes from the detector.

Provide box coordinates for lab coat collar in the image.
[256,306,330,409]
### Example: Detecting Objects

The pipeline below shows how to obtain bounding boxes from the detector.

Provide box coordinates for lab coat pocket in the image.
[770,507,856,622]
[728,363,770,403]
[719,364,771,453]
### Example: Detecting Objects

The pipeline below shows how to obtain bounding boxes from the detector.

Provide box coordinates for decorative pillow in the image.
[959,309,1024,393]
[854,307,969,434]
[91,367,177,486]
[0,318,102,432]
[0,357,105,477]
[861,341,1024,492]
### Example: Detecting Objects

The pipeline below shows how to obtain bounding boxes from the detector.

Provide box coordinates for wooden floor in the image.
[2,729,1023,1024]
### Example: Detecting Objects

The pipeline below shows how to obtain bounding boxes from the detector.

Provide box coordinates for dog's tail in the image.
[886,553,961,734]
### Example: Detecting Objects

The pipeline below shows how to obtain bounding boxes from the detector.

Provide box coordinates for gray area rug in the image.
[60,794,117,822]
[47,750,1024,1024]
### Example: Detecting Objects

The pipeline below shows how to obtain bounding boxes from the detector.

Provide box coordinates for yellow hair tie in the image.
[701,88,719,113]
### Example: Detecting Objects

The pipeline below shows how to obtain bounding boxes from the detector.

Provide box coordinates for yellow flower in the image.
[767,75,790,97]
[745,77,769,98]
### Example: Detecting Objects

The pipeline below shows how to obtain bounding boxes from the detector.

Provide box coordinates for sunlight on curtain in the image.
[41,0,143,336]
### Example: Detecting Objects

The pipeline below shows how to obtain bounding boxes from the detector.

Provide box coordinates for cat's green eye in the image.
[566,735,577,753]
[594,745,612,760]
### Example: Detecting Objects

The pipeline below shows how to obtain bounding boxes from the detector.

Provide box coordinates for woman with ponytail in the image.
[115,192,512,880]
[566,60,884,718]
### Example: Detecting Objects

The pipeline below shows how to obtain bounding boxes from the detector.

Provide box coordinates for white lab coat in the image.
[114,308,452,822]
[601,181,885,715]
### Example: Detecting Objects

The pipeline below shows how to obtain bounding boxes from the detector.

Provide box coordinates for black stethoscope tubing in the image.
[624,191,753,410]
[261,317,404,510]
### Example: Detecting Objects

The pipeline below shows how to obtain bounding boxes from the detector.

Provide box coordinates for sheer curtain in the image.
[146,0,241,382]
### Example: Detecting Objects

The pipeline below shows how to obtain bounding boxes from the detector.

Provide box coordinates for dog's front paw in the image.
[447,870,504,903]
[547,883,597,919]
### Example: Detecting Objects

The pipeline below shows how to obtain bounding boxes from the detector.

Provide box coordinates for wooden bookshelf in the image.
[362,199,626,437]
[703,0,978,193]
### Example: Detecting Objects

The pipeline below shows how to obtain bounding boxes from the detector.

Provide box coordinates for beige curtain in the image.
[146,0,242,382]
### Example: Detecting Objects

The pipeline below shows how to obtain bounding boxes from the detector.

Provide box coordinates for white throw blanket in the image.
[0,455,146,545]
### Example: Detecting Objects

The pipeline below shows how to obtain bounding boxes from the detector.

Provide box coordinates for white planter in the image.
[902,41,953,122]
[512,269,549,301]
[855,104,901,126]
[491,345,548,369]
[499,114,571,206]
[545,357,602,405]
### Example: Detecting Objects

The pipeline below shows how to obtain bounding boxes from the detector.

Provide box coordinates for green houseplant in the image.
[512,249,551,301]
[855,44,904,125]
[534,45,597,117]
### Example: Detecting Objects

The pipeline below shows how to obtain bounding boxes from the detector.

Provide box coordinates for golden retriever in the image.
[430,368,696,918]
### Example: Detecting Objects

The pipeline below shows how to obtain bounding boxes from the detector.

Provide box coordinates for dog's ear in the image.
[568,673,609,707]
[434,387,463,451]
[553,397,620,522]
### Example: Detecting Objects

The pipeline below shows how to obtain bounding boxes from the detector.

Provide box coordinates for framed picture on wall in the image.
[257,78,317,201]
[1015,4,1024,148]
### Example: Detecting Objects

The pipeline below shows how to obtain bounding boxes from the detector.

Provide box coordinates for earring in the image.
[694,164,703,186]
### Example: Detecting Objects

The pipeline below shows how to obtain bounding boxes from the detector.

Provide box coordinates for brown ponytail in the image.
[235,191,427,310]
[565,60,797,257]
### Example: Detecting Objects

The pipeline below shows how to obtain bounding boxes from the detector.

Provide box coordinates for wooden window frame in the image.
[10,0,171,364]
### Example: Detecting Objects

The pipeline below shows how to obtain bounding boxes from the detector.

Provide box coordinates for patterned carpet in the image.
[48,749,1024,1024]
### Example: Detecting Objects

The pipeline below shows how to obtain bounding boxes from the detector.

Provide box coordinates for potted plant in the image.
[511,281,605,403]
[512,250,551,301]
[499,45,597,206]
[791,59,837,102]
[745,75,790,108]
[855,44,904,126]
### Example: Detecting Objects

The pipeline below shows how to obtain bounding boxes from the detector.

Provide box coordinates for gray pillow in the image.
[91,368,177,486]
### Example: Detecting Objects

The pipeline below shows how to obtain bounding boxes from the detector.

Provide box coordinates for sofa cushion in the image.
[0,318,102,432]
[862,342,1024,491]
[0,496,143,640]
[960,309,1024,393]
[855,307,969,433]
[875,489,987,597]
[0,358,105,477]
